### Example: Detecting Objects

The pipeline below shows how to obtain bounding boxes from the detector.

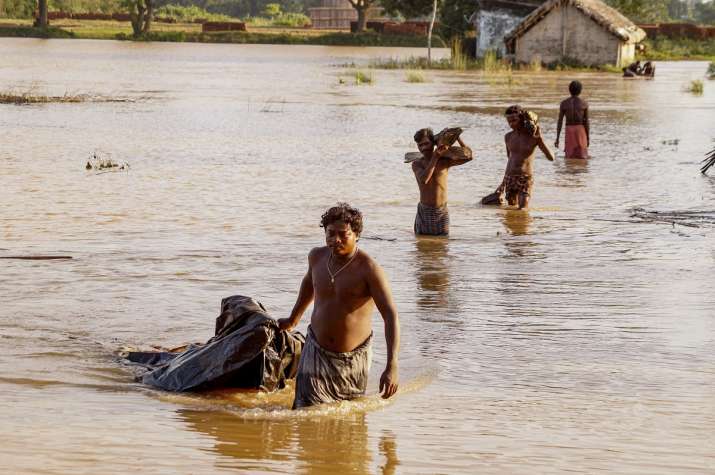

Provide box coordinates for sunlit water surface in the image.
[1,39,714,474]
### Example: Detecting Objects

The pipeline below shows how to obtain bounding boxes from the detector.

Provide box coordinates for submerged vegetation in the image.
[0,91,85,104]
[404,70,427,83]
[354,70,373,85]
[0,88,139,104]
[685,79,704,95]
[367,49,620,74]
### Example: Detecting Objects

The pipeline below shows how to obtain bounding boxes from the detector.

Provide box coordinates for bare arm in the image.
[366,261,400,399]
[536,127,555,161]
[415,146,447,184]
[445,137,474,167]
[583,107,590,146]
[555,106,565,147]
[504,135,511,171]
[277,253,315,330]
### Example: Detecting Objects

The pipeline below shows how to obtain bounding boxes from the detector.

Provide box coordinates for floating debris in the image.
[660,139,680,146]
[701,148,715,175]
[85,152,129,172]
[630,207,715,228]
[0,256,73,260]
[0,90,140,105]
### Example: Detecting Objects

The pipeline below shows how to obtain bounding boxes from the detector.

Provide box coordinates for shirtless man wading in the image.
[411,128,473,236]
[555,80,590,159]
[498,105,555,209]
[278,203,400,409]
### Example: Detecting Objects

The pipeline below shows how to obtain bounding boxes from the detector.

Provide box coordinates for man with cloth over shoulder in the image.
[411,128,473,236]
[278,203,400,409]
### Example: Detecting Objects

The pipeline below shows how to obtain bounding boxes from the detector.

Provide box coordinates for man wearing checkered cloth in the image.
[410,128,473,236]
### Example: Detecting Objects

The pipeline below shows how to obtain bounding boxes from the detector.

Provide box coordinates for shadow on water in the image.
[178,409,399,474]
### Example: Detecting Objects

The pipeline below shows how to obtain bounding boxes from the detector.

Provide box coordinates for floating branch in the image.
[0,256,73,260]
[85,152,130,172]
[701,148,715,175]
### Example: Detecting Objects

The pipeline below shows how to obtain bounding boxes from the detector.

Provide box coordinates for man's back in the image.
[560,96,588,125]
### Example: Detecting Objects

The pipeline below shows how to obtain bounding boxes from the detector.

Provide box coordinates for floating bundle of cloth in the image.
[123,295,304,392]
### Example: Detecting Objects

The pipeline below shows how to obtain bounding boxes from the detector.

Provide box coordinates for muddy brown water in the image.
[1,39,714,474]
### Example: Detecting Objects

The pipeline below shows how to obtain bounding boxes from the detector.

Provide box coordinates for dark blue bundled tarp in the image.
[125,295,304,392]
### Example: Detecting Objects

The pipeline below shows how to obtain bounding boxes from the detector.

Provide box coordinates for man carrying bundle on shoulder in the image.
[408,127,473,236]
[482,105,555,210]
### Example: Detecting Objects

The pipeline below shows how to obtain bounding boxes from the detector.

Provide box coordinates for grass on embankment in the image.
[639,37,715,61]
[0,18,428,47]
[366,50,622,73]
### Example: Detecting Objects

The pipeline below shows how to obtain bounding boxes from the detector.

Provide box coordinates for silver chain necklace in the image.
[326,247,359,284]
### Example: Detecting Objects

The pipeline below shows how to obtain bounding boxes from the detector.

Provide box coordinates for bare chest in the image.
[507,134,537,158]
[312,259,369,300]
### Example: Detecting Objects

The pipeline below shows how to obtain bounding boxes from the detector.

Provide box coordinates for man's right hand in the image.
[379,364,399,399]
[277,318,294,331]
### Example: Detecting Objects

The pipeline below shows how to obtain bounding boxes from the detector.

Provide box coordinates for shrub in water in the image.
[405,70,426,83]
[686,79,704,95]
[354,70,373,85]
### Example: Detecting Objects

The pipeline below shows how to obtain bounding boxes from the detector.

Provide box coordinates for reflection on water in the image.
[501,210,533,236]
[179,409,398,474]
[414,237,450,311]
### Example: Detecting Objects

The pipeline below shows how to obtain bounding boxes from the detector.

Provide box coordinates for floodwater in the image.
[1,38,714,474]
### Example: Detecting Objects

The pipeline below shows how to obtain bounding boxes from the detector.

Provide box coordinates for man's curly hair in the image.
[414,128,434,144]
[320,203,363,235]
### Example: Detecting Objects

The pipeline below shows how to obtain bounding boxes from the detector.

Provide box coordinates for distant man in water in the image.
[411,128,473,235]
[496,105,555,209]
[278,203,400,409]
[555,80,590,159]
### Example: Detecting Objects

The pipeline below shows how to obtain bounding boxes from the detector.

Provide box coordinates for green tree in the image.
[695,0,715,24]
[379,0,433,17]
[667,0,689,20]
[124,0,154,36]
[347,0,376,31]
[35,0,48,26]
[437,0,472,39]
[604,0,670,23]
[262,1,279,16]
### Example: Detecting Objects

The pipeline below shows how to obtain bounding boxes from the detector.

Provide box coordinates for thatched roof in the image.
[504,0,646,46]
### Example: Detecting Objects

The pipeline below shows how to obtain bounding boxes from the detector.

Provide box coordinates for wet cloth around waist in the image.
[497,174,533,199]
[565,124,588,159]
[293,326,373,409]
[414,202,449,236]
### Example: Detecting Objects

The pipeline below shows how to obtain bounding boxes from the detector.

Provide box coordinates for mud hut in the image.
[503,0,646,66]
